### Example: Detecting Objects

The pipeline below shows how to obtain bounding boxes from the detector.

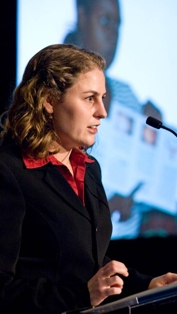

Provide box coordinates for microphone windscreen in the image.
[146,116,162,129]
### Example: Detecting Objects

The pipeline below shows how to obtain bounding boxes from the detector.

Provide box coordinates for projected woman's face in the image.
[79,0,121,69]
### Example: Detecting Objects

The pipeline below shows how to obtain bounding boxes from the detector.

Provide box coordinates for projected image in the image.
[17,0,177,239]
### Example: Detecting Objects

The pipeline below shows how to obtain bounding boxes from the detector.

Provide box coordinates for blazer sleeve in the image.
[87,157,153,297]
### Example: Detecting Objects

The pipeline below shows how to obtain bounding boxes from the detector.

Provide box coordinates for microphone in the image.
[146,116,177,137]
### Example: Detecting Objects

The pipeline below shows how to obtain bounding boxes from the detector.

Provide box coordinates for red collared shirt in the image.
[23,149,94,205]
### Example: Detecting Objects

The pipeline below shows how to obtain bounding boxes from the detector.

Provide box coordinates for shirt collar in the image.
[23,149,94,169]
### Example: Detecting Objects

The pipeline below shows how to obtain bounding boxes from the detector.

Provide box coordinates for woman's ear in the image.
[43,100,53,114]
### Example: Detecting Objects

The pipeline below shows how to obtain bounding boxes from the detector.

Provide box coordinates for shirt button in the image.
[96,227,98,232]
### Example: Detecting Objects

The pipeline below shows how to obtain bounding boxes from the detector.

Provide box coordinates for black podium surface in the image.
[77,281,177,314]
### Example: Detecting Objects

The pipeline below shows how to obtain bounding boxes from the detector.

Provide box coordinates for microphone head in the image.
[146,116,162,129]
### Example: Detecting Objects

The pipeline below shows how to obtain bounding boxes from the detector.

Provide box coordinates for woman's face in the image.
[49,68,107,150]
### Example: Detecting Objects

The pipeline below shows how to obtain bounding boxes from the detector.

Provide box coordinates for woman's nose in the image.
[96,100,107,119]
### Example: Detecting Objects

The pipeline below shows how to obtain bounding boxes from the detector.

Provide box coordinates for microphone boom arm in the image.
[161,125,177,137]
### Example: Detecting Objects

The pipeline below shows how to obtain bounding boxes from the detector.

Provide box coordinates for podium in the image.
[79,281,177,314]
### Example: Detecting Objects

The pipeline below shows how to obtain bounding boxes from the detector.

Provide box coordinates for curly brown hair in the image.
[3,44,105,158]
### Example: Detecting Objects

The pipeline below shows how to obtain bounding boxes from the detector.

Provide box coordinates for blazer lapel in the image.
[84,166,100,228]
[35,161,101,225]
[41,165,91,220]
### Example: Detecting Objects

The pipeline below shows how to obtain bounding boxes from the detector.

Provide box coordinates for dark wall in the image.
[1,0,177,278]
[107,237,177,277]
[1,0,16,114]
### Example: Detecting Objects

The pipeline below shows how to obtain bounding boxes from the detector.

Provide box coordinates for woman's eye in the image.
[86,96,94,102]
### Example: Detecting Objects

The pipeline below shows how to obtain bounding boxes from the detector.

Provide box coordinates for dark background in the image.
[1,1,177,278]
[1,1,16,115]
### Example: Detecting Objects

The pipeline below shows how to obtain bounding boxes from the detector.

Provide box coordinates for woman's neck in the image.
[54,149,72,163]
[54,149,73,175]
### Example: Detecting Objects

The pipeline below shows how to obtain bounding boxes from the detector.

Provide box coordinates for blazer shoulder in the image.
[0,142,23,168]
[85,153,103,182]
[86,153,101,170]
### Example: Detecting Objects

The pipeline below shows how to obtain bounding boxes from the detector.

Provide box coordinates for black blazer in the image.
[0,142,152,313]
